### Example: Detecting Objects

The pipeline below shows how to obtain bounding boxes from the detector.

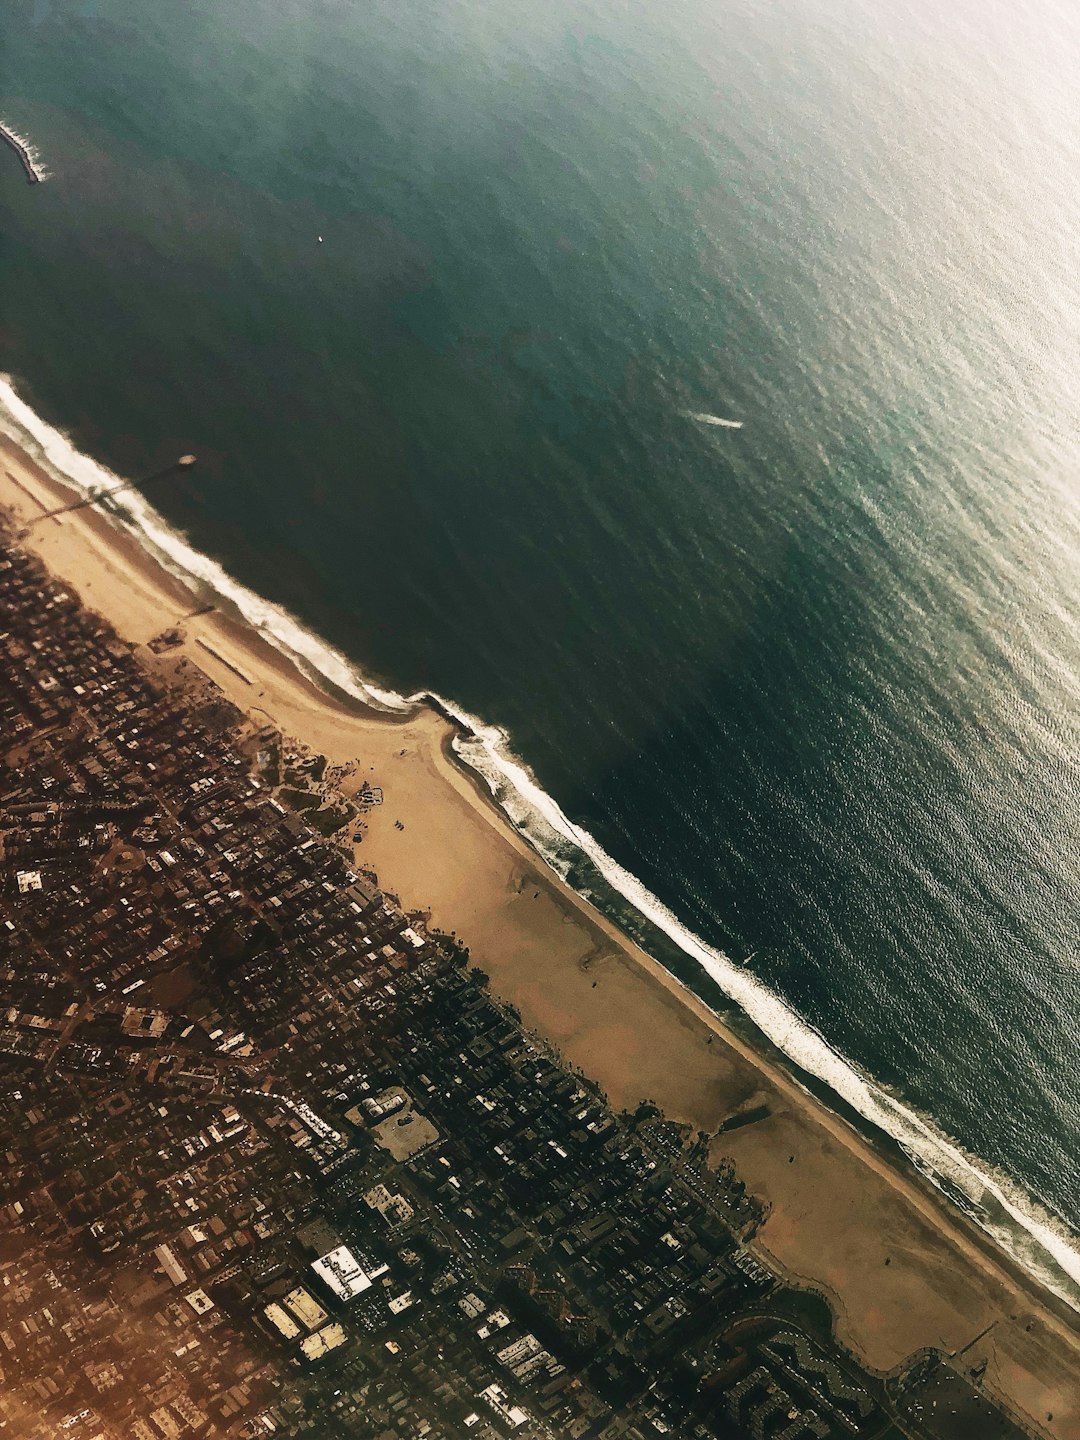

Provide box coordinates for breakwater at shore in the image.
[0,122,46,184]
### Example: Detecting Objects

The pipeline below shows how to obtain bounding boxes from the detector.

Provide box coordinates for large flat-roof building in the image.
[300,1323,347,1362]
[283,1286,327,1331]
[263,1303,301,1341]
[311,1245,372,1302]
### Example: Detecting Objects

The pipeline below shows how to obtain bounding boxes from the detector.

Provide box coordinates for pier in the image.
[22,454,197,532]
[0,122,46,184]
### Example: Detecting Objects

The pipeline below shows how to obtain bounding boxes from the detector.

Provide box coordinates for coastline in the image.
[5,378,1077,1313]
[2,421,1079,1431]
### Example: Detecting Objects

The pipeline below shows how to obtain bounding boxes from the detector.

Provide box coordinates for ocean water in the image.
[2,0,1080,1300]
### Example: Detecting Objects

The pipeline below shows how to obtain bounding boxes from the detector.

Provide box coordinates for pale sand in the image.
[2,438,1078,1435]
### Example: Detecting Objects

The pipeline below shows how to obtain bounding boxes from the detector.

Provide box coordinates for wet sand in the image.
[2,435,1078,1435]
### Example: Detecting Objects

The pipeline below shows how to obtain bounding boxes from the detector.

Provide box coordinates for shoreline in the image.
[2,423,1080,1431]
[5,373,1076,1313]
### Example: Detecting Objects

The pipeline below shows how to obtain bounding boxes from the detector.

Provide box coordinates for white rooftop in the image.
[311,1245,372,1300]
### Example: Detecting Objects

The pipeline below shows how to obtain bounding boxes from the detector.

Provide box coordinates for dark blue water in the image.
[2,0,1079,1283]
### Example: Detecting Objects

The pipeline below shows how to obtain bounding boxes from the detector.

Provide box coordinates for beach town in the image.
[1,432,1079,1438]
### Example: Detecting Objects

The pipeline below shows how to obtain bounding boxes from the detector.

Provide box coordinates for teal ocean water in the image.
[2,0,1079,1300]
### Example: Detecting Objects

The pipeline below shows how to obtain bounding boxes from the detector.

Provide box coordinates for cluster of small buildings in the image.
[0,532,1034,1440]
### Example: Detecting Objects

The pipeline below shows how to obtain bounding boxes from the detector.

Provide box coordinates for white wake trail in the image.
[686,411,744,428]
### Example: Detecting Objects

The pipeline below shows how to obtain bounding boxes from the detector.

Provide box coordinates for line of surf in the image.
[439,706,1080,1311]
[2,373,1079,1315]
[0,379,402,715]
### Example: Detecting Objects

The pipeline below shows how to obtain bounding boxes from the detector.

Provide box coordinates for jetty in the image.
[0,122,46,184]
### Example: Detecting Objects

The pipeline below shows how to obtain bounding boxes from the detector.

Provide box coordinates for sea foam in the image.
[2,373,1079,1313]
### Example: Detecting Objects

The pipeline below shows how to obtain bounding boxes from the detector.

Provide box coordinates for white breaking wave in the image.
[2,373,1080,1312]
[0,378,404,714]
[442,709,1080,1309]
[686,411,744,428]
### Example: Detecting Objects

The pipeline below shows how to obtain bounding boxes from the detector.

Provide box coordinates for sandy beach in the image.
[2,434,1079,1436]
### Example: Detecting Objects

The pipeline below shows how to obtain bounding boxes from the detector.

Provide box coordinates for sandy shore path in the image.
[2,436,1078,1435]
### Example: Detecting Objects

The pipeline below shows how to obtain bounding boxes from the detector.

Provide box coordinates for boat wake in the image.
[2,373,1080,1314]
[685,411,744,428]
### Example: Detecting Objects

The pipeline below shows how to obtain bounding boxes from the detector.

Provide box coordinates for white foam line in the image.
[438,706,1080,1307]
[0,377,407,714]
[2,373,1079,1311]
